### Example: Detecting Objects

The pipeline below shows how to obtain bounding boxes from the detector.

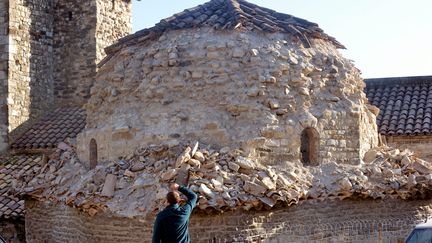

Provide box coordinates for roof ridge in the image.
[365,76,432,87]
[100,0,345,68]
[225,0,246,29]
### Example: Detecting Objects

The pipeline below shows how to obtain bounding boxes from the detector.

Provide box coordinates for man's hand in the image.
[170,183,179,191]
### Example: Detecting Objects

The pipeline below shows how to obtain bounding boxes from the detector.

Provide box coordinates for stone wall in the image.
[79,28,378,165]
[0,0,9,151]
[360,105,380,158]
[8,0,54,141]
[96,0,131,63]
[53,1,97,106]
[0,0,131,147]
[25,198,430,242]
[387,135,432,161]
[0,219,25,243]
[53,0,131,106]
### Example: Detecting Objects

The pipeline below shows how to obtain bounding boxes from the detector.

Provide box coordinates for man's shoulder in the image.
[156,207,170,218]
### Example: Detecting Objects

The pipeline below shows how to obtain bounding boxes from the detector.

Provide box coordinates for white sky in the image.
[132,0,432,78]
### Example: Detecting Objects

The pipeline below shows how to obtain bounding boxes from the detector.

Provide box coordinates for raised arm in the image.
[178,185,198,209]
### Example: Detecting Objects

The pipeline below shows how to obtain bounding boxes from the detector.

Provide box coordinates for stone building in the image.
[0,0,131,151]
[77,0,379,167]
[0,0,430,242]
[19,0,432,242]
[0,0,131,242]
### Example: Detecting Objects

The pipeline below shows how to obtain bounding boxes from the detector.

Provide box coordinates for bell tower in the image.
[0,0,132,151]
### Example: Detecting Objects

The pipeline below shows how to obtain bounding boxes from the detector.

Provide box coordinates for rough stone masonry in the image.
[18,0,432,242]
[78,28,378,166]
[18,139,432,242]
[0,0,131,150]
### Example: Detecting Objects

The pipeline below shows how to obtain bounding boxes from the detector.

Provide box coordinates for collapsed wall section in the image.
[79,29,377,165]
[25,199,429,242]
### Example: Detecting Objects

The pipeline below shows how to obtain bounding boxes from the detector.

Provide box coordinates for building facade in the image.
[0,0,131,150]
[0,1,131,242]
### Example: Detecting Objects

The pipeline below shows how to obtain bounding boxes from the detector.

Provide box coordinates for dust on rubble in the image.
[14,140,432,218]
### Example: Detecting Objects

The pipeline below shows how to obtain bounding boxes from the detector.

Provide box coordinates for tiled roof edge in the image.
[365,75,432,87]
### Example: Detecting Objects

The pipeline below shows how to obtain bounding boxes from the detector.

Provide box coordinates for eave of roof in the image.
[10,108,86,152]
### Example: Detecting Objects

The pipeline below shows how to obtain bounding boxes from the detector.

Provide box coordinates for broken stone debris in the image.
[15,140,432,218]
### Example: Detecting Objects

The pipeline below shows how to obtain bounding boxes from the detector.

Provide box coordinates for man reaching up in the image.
[152,183,198,243]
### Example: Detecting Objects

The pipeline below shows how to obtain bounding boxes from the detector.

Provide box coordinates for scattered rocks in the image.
[193,151,205,162]
[199,184,215,198]
[235,157,255,170]
[244,181,267,196]
[101,174,116,198]
[228,162,240,172]
[175,147,191,167]
[17,141,432,218]
[161,169,177,181]
[130,162,146,172]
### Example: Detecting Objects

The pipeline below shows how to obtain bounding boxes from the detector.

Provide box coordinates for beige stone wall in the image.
[53,0,131,106]
[0,0,131,147]
[25,198,430,242]
[387,135,432,161]
[96,0,131,63]
[359,105,380,158]
[7,0,54,141]
[79,29,378,165]
[0,0,9,150]
[53,1,98,106]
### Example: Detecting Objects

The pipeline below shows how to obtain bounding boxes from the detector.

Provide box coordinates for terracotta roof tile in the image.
[10,108,86,151]
[365,76,432,136]
[0,155,42,219]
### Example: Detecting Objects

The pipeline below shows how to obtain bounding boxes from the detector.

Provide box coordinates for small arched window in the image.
[300,128,319,166]
[89,138,98,169]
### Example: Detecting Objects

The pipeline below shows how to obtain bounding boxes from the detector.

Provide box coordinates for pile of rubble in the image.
[13,140,432,217]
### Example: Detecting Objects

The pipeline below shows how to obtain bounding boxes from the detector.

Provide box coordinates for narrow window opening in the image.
[112,0,116,10]
[89,138,98,169]
[300,128,319,166]
[68,11,73,21]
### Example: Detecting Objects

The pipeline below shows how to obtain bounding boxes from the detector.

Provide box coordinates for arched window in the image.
[89,139,98,169]
[300,128,319,166]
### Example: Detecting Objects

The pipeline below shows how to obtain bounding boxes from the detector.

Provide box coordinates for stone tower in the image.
[0,0,132,150]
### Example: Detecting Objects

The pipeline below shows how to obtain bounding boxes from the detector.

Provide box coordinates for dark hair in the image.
[166,191,181,205]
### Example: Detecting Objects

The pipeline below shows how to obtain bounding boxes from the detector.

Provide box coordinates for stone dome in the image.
[77,0,378,165]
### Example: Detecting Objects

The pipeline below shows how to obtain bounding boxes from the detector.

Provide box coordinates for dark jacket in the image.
[152,186,198,243]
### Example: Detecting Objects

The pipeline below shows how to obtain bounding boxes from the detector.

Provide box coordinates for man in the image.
[152,183,198,243]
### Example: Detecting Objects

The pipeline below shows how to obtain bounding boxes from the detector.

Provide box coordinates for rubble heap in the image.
[15,141,432,218]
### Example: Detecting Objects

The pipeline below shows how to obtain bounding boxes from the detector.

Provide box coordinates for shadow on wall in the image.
[89,138,97,169]
[8,0,55,143]
[301,127,319,166]
[0,219,25,243]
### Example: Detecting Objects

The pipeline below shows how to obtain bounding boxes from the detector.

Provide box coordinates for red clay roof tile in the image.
[366,76,432,136]
[10,108,85,151]
[0,155,42,219]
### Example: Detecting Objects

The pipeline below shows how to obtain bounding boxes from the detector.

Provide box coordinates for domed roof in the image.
[102,0,344,66]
